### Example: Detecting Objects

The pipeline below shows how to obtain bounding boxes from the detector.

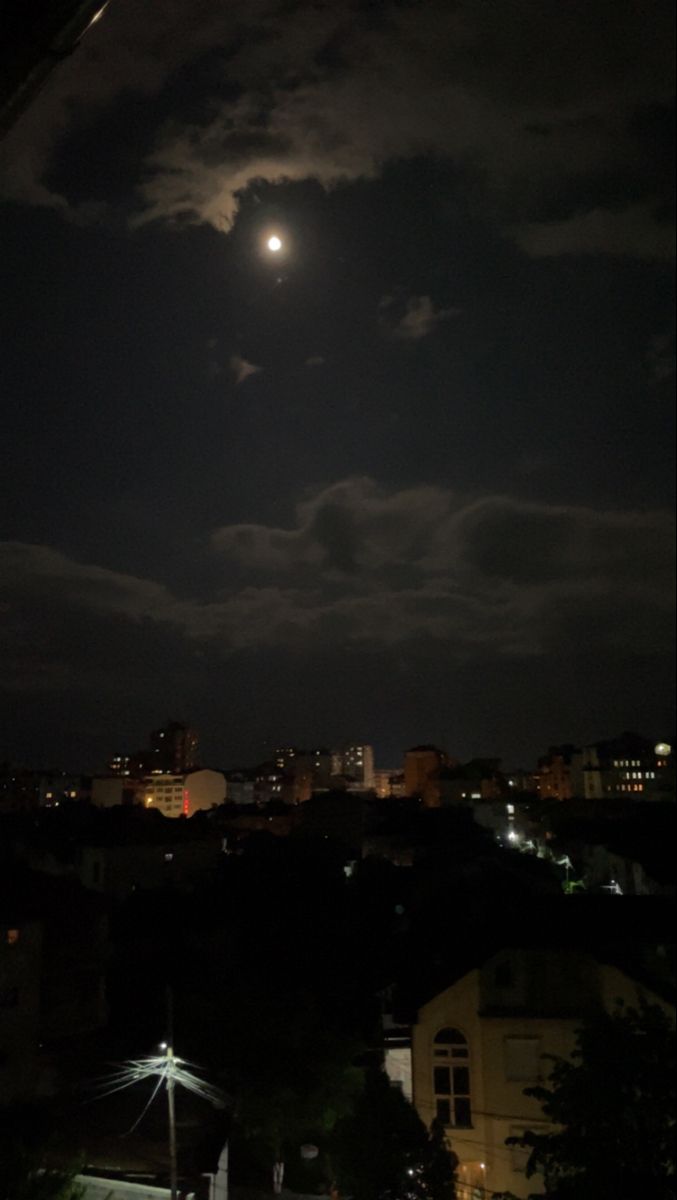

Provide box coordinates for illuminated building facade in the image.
[408,950,674,1199]
[331,744,375,790]
[437,759,504,806]
[139,768,225,818]
[403,745,450,805]
[149,721,199,774]
[571,733,674,800]
[537,745,575,801]
[373,768,406,799]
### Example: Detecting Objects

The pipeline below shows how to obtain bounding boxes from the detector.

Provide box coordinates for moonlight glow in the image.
[267,235,283,252]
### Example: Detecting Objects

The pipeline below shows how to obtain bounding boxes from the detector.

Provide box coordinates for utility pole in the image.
[166,986,178,1200]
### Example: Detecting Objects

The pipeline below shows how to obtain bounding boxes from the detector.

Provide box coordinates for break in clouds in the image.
[0,479,673,693]
[1,0,674,259]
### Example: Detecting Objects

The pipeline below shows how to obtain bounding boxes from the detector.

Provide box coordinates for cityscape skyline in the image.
[2,713,676,777]
[0,5,674,1197]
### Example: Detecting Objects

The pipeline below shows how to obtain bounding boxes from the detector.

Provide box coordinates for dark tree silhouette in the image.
[330,1068,457,1199]
[499,999,676,1199]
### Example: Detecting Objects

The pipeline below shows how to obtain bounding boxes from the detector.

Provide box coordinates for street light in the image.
[93,1042,224,1200]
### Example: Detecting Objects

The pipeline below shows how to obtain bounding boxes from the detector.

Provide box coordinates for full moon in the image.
[267,235,282,252]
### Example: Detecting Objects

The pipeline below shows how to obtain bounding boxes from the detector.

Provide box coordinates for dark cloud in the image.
[1,478,673,763]
[2,477,672,681]
[3,0,674,256]
[378,294,460,340]
[0,3,673,768]
[7,481,666,675]
[512,202,675,260]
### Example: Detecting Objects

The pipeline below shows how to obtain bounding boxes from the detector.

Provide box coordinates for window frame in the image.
[432,1026,472,1128]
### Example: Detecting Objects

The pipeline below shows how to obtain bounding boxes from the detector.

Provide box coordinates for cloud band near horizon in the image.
[1,479,673,695]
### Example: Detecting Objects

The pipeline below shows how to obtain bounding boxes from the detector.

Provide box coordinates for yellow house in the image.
[410,948,671,1199]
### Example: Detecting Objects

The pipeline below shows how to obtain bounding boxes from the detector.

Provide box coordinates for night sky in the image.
[0,0,674,770]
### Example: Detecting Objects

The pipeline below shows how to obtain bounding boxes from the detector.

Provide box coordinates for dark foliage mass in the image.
[0,1104,83,1200]
[499,1000,676,1199]
[330,1070,457,1199]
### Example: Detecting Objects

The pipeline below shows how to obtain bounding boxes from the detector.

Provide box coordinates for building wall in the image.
[91,777,136,807]
[79,839,221,899]
[384,1045,413,1102]
[538,752,573,801]
[373,769,405,799]
[279,751,331,802]
[149,722,199,774]
[224,772,256,805]
[341,744,375,790]
[574,739,674,801]
[404,747,445,804]
[411,955,669,1199]
[184,768,226,816]
[139,774,187,816]
[0,921,42,1101]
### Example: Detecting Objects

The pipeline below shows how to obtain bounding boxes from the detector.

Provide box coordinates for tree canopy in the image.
[501,998,676,1199]
[330,1068,457,1200]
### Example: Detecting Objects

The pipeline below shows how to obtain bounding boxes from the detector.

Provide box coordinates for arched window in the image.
[433,1027,471,1127]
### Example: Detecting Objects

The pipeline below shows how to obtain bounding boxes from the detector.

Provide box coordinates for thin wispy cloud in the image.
[378,294,460,341]
[512,202,675,262]
[229,354,262,386]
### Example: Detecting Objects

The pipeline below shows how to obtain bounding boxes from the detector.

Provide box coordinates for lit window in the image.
[433,1028,471,1127]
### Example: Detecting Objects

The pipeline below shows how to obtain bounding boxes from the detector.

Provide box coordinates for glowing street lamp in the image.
[267,234,283,252]
[94,1043,224,1200]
